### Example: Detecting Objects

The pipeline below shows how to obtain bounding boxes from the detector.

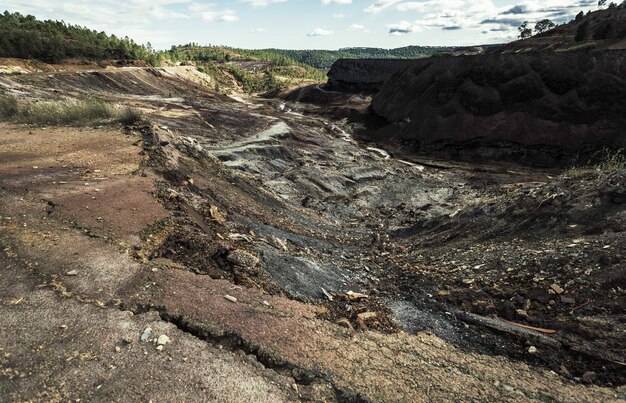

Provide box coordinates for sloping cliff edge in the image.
[326,59,416,93]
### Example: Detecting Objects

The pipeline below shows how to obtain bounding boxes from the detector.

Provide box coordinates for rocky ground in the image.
[0,65,625,401]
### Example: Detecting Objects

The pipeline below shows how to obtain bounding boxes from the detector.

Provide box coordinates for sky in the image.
[2,0,599,50]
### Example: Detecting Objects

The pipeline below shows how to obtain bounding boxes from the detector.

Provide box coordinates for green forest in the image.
[168,44,448,70]
[247,46,450,69]
[0,11,161,64]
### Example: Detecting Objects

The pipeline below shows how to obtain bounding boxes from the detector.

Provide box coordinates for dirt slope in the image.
[1,64,625,401]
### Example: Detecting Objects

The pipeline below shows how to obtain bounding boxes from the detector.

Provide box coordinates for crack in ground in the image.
[126,304,367,403]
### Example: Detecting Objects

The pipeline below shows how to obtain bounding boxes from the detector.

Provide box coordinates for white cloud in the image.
[251,27,269,32]
[387,20,420,35]
[241,0,287,7]
[189,3,240,23]
[364,0,402,13]
[322,0,352,4]
[149,5,190,20]
[307,27,334,36]
[348,24,370,32]
[219,13,240,22]
[200,10,239,23]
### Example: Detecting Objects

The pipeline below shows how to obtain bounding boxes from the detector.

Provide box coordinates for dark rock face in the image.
[368,51,626,166]
[327,59,416,93]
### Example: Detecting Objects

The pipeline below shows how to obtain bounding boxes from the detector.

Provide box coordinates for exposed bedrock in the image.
[363,51,626,166]
[326,58,416,93]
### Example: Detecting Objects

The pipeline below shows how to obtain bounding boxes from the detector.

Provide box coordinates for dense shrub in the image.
[0,94,18,118]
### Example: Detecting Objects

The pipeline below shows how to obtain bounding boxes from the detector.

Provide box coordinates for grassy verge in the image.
[555,41,597,52]
[0,95,143,126]
[564,148,626,176]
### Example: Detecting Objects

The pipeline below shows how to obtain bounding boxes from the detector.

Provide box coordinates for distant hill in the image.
[249,46,451,69]
[167,45,450,71]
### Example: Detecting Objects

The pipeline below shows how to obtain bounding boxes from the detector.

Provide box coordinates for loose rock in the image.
[157,335,170,346]
[227,250,260,268]
[550,284,564,294]
[140,327,153,342]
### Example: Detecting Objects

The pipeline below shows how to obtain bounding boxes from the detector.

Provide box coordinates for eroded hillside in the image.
[1,55,625,402]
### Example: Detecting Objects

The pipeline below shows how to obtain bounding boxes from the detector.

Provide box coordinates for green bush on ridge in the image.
[565,148,626,176]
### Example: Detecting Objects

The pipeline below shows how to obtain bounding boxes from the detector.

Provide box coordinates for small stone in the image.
[156,345,164,351]
[346,291,369,300]
[515,309,530,319]
[66,270,78,276]
[115,346,121,353]
[224,295,238,303]
[560,295,576,304]
[141,327,153,342]
[227,250,260,268]
[550,284,564,294]
[157,335,170,346]
[528,346,537,354]
[209,204,226,223]
[357,312,378,321]
[262,300,270,307]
